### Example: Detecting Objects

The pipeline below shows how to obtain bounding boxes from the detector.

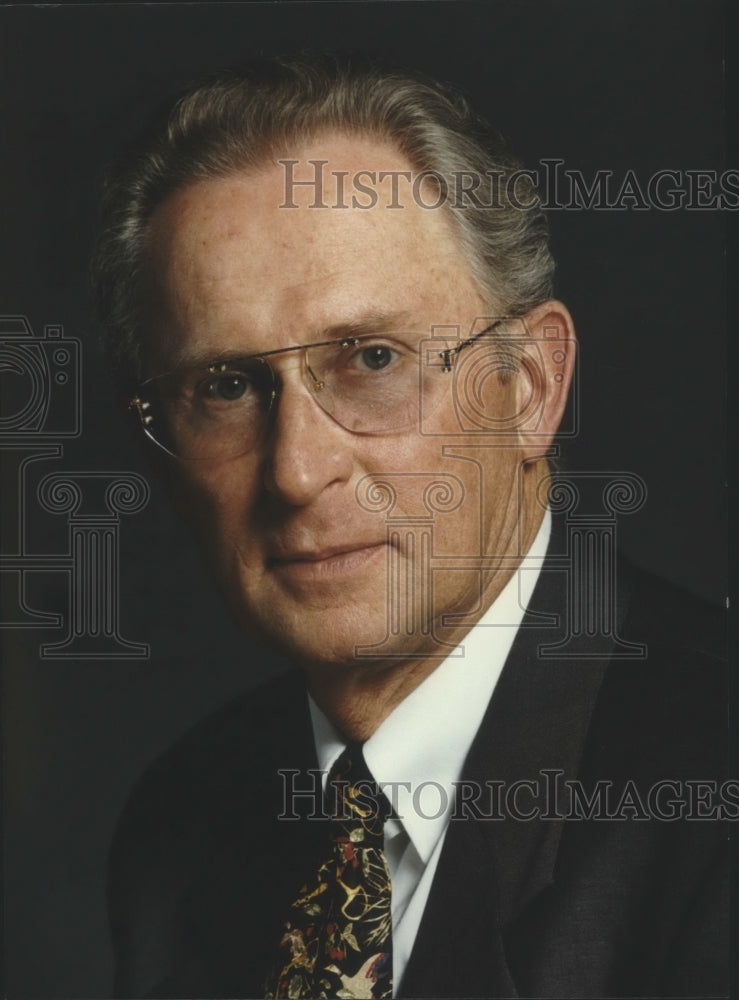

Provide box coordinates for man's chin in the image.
[229,602,423,670]
[265,624,393,669]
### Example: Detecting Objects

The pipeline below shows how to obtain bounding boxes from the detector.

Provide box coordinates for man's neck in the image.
[304,465,549,742]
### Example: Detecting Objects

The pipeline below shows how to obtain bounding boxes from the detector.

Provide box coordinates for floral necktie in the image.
[264,744,393,999]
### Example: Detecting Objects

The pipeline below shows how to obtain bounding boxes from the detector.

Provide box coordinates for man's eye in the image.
[200,373,253,402]
[356,345,397,371]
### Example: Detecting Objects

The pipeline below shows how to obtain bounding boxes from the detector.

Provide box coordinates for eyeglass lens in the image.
[135,330,505,460]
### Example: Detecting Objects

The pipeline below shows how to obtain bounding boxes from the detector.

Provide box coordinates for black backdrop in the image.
[0,2,728,997]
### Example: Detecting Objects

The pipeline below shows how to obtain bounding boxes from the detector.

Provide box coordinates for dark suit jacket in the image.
[108,554,729,999]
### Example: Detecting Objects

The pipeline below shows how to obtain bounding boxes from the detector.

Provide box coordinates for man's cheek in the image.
[175,461,253,517]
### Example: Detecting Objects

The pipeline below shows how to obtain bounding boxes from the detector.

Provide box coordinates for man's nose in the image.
[262,380,354,506]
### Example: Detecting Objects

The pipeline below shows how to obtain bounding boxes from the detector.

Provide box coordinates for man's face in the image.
[144,134,546,669]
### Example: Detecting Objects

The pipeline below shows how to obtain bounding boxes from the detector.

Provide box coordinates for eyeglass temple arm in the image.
[438,318,507,373]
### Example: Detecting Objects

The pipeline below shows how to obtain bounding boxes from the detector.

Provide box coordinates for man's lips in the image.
[267,541,388,579]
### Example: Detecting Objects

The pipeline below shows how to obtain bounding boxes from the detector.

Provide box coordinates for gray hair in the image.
[92,53,554,384]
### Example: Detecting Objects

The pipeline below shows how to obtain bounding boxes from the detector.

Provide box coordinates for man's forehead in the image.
[143,131,482,368]
[151,131,456,239]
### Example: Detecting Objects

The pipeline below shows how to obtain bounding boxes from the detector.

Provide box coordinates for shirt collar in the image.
[310,508,551,864]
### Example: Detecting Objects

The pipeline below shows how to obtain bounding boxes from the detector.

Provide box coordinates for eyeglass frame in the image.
[128,317,508,459]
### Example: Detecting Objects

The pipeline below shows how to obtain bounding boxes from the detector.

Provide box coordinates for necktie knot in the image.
[326,744,391,839]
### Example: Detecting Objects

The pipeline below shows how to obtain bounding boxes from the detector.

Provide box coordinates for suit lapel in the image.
[399,811,515,998]
[401,527,626,997]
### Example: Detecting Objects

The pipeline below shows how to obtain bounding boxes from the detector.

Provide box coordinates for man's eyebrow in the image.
[315,311,414,342]
[168,311,415,369]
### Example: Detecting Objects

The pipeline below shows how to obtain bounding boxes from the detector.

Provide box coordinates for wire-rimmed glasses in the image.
[129,319,505,460]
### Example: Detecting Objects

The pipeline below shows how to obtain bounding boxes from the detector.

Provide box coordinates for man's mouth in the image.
[268,542,388,580]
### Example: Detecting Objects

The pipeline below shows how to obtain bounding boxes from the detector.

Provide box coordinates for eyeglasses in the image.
[129,319,506,460]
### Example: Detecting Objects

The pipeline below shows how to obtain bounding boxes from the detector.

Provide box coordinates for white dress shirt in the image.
[309,508,550,992]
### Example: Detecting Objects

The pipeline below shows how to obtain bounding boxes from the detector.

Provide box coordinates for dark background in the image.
[0,2,728,997]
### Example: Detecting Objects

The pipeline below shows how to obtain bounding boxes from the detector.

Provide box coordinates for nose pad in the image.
[304,357,325,392]
[264,348,330,418]
[300,347,342,428]
[298,339,371,434]
[245,357,280,449]
[256,348,323,431]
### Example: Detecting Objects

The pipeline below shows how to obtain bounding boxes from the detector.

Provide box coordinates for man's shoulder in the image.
[107,669,317,997]
[587,562,728,781]
[147,666,308,774]
[620,561,726,664]
[618,562,728,728]
[110,668,311,854]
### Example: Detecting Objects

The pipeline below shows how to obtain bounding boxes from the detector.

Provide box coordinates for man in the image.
[95,55,728,998]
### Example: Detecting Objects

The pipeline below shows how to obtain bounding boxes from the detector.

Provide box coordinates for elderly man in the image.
[96,55,728,999]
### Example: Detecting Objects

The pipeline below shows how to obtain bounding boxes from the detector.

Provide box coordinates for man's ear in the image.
[513,299,577,462]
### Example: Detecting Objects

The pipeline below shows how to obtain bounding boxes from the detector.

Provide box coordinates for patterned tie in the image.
[264,744,393,999]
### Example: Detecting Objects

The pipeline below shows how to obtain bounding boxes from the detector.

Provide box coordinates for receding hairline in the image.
[138,125,498,324]
[93,54,555,385]
[138,128,494,378]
